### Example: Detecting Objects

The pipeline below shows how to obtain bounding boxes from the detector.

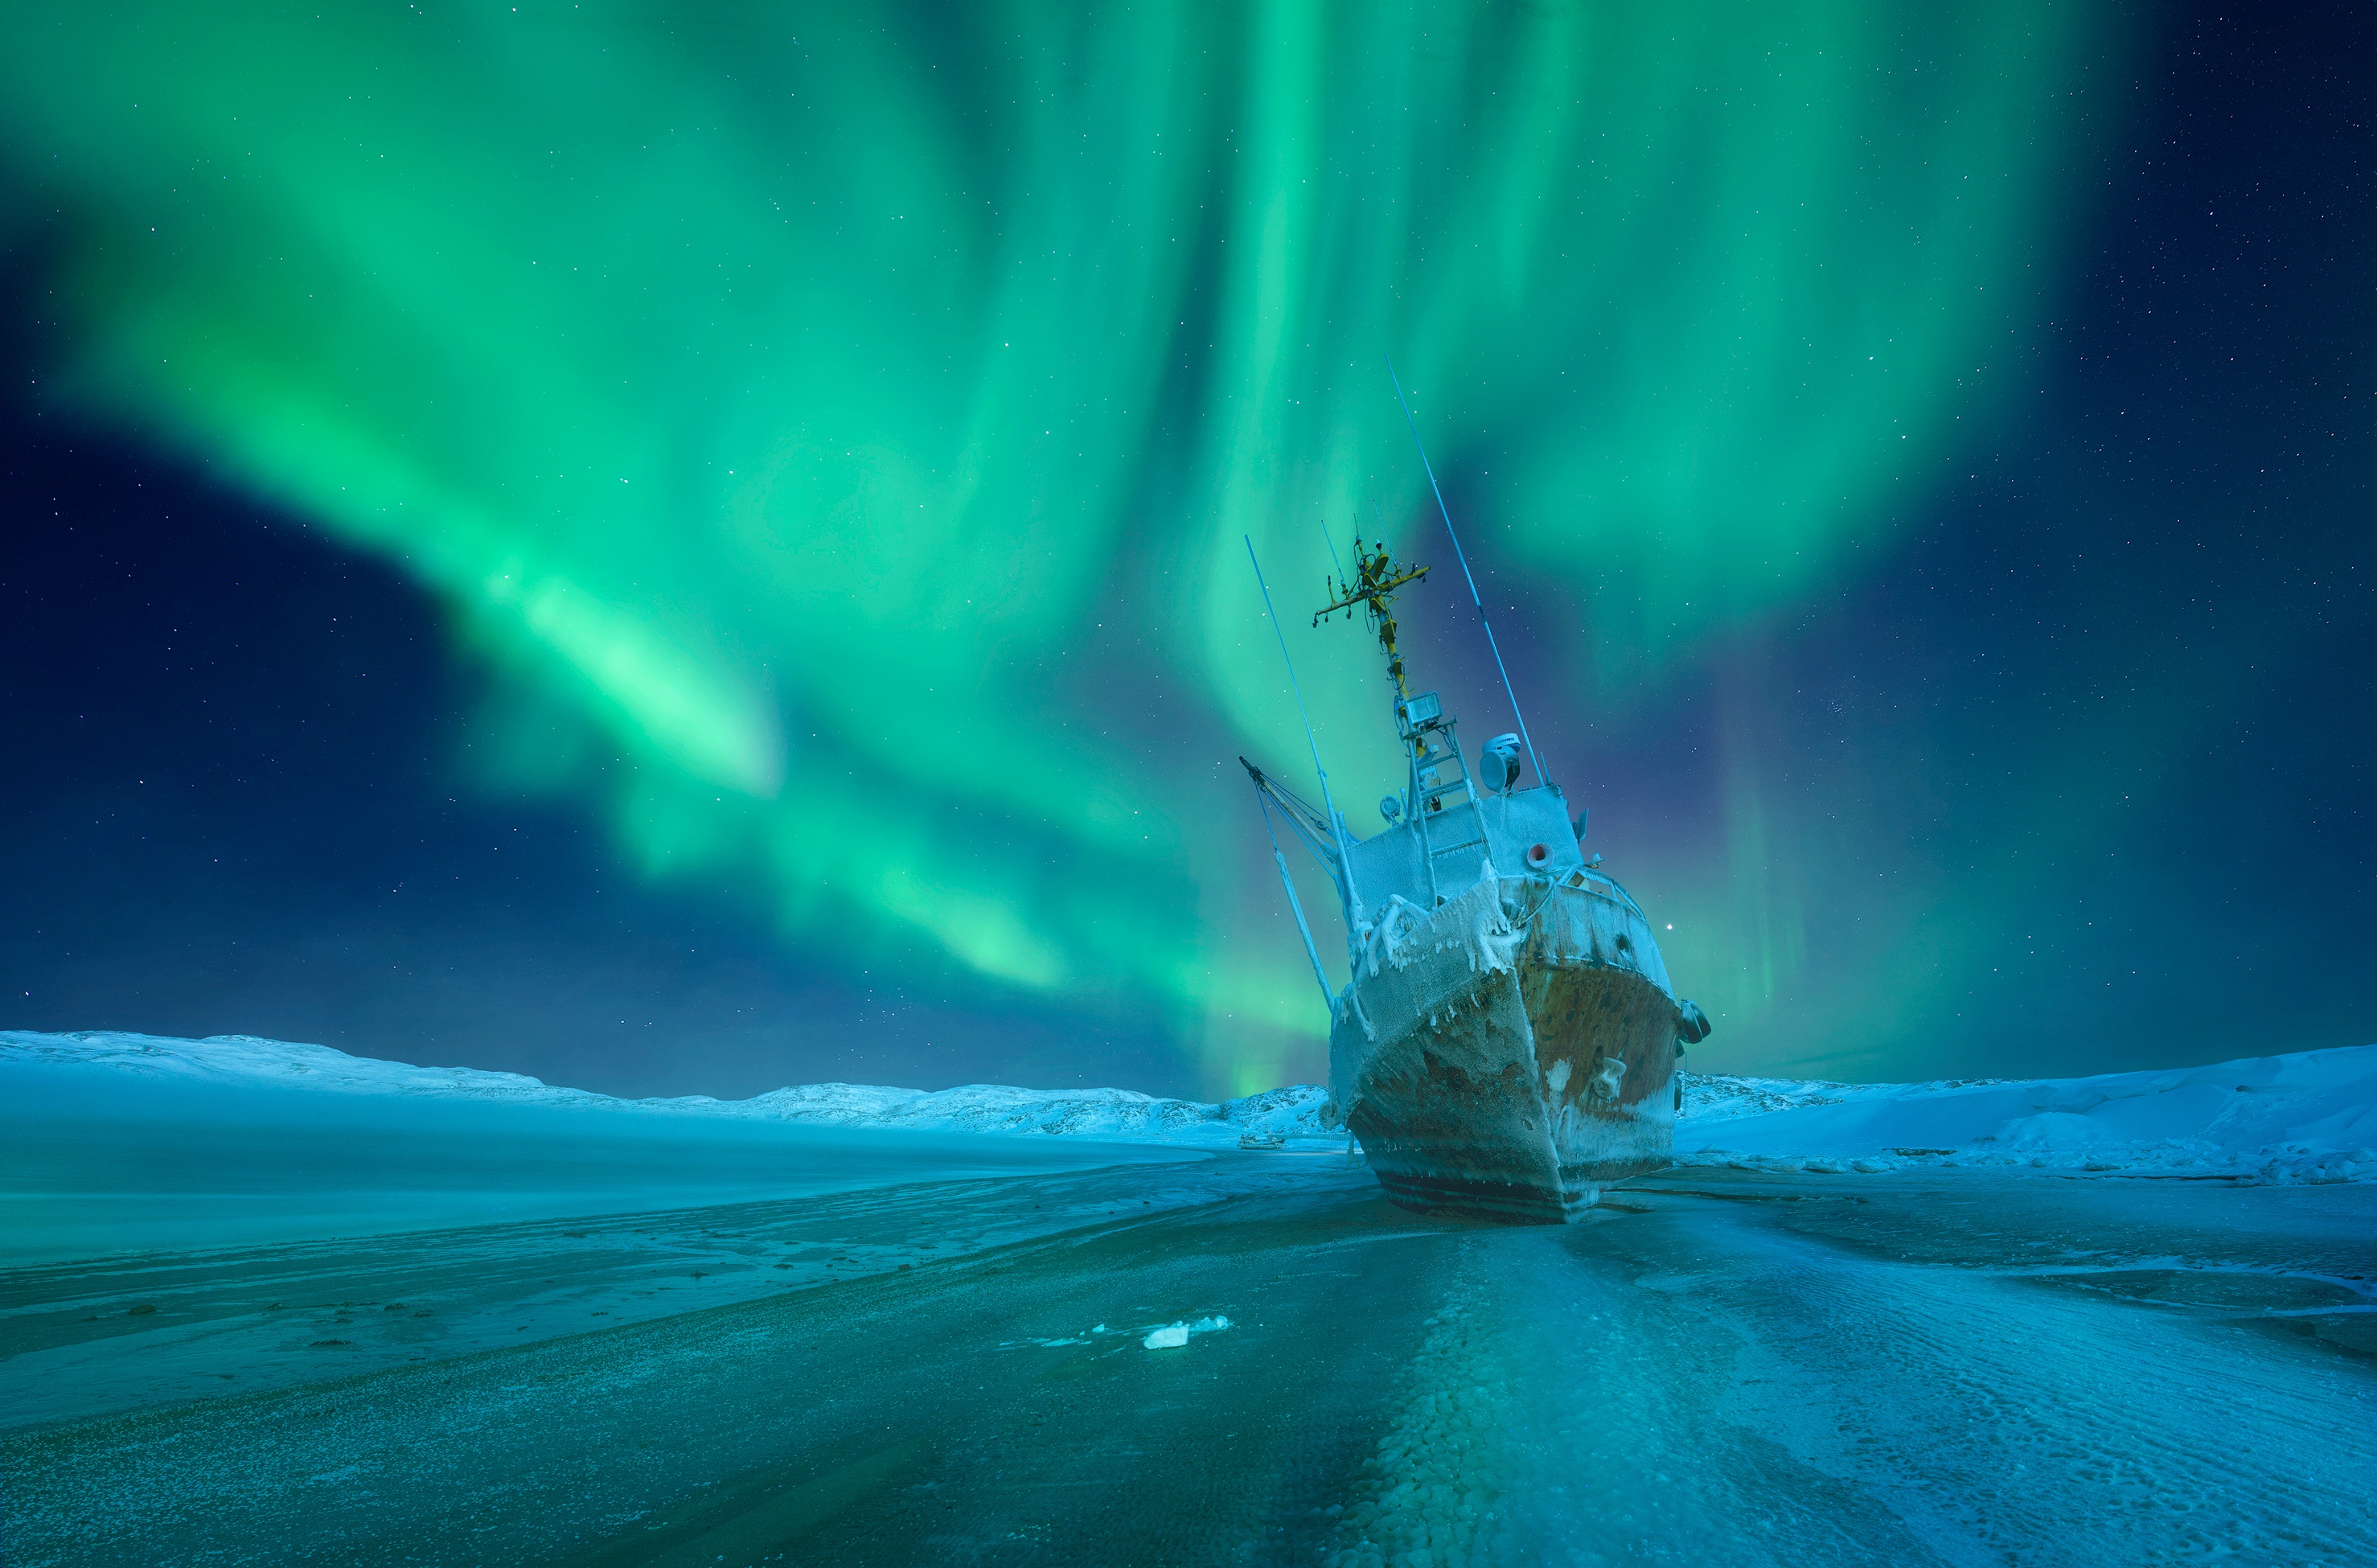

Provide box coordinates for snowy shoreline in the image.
[6,1028,2374,1183]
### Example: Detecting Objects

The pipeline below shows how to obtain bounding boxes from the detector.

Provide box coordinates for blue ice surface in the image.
[0,1058,1201,1266]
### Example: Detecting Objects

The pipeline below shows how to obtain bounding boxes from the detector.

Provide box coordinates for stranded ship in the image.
[1242,519,1709,1224]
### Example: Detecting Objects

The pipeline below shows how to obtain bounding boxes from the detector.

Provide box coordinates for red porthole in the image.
[1527,843,1551,868]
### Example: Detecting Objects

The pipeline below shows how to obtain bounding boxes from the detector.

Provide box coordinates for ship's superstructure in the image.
[1243,529,1709,1222]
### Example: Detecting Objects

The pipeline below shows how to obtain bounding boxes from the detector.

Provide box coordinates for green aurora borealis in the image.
[24,0,2329,1095]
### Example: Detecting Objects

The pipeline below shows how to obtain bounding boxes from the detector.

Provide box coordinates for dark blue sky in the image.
[0,433,1164,1098]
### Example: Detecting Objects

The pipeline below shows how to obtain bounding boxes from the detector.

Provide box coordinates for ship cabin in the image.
[1349,688,1590,914]
[1247,689,1622,934]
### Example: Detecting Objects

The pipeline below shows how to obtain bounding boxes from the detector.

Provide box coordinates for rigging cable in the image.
[1254,789,1337,1014]
[1245,536,1366,931]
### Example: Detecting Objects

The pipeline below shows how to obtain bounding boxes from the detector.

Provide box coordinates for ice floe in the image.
[1142,1316,1230,1349]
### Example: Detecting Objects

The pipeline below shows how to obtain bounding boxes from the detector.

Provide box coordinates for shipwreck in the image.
[1241,396,1710,1222]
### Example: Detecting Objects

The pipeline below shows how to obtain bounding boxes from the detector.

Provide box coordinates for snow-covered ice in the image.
[10,1143,2371,1567]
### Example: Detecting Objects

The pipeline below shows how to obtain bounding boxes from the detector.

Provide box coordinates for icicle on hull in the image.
[1329,875,1684,1224]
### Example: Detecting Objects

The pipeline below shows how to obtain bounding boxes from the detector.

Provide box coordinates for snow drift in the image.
[1675,1045,2377,1184]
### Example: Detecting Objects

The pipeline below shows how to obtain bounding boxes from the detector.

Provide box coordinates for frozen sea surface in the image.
[4,1032,2374,1566]
[7,1163,2371,1567]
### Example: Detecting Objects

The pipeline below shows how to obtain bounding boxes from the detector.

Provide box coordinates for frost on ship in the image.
[1242,527,1710,1224]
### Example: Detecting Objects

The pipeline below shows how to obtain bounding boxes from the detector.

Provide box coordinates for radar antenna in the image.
[1314,537,1429,704]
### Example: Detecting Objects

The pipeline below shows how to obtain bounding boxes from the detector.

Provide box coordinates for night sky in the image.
[3,2,2371,1102]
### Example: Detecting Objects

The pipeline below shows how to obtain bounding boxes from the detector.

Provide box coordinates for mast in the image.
[1314,536,1430,759]
[1312,532,1465,907]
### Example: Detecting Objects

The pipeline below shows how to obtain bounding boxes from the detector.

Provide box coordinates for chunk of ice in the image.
[1142,1315,1231,1350]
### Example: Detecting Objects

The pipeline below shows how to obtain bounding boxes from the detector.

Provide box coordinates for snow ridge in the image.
[7,1030,2371,1181]
[0,1030,1334,1147]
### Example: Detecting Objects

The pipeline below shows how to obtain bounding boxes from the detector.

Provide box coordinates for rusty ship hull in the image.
[1328,872,1685,1224]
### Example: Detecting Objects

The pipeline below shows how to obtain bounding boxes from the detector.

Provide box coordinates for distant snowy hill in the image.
[1675,1046,2377,1185]
[0,1030,1335,1147]
[731,1079,1329,1142]
[6,1030,2371,1181]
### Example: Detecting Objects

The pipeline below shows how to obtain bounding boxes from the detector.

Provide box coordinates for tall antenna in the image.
[1246,536,1365,926]
[1385,356,1546,786]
